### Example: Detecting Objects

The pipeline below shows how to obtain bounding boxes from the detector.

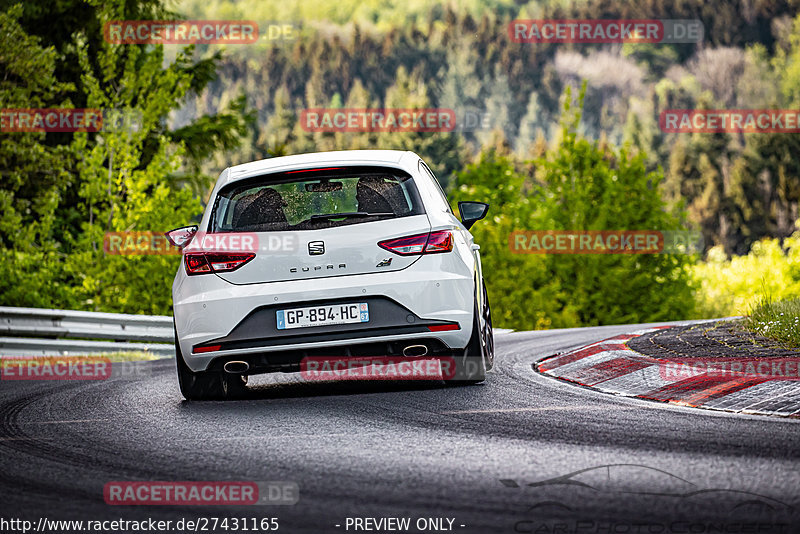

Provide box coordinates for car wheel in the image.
[450,292,488,385]
[175,329,247,400]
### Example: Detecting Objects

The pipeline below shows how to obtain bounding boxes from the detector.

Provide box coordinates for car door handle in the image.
[471,244,480,251]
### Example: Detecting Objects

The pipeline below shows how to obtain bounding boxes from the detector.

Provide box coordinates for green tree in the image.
[376,66,466,185]
[455,85,696,329]
[535,87,696,326]
[0,0,252,313]
[515,90,547,157]
[66,21,203,313]
[0,5,81,307]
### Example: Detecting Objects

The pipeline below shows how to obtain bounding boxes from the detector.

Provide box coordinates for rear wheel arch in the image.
[174,324,247,401]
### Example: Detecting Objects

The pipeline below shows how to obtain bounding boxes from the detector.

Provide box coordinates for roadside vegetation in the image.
[747,298,800,347]
[691,230,800,318]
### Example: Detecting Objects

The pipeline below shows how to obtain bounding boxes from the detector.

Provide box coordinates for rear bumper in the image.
[204,337,455,375]
[173,256,474,372]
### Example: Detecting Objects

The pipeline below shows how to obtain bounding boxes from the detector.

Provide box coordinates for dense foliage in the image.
[455,87,696,329]
[693,231,800,318]
[0,1,252,312]
[1,0,799,326]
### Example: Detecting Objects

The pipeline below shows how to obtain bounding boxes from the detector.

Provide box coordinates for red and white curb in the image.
[536,327,800,418]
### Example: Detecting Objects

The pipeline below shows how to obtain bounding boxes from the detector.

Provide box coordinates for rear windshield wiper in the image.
[310,212,393,220]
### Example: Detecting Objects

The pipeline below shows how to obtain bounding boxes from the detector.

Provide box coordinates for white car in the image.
[167,150,493,400]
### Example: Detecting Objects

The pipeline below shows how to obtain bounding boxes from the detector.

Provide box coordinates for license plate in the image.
[276,303,369,330]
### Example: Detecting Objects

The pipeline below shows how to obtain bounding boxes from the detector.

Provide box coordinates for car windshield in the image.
[210,166,424,232]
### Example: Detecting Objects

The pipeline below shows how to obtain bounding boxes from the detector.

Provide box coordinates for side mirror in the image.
[165,225,198,248]
[457,201,489,230]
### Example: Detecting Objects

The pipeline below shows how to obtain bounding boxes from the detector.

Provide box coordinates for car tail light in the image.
[424,231,454,253]
[184,252,255,275]
[378,230,454,256]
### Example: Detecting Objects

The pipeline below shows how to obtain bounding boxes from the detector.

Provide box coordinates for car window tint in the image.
[211,167,425,232]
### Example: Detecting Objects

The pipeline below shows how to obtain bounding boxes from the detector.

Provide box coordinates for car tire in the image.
[450,288,489,384]
[175,329,248,400]
[482,283,495,371]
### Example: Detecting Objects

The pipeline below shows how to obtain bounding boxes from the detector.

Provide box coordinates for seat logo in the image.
[308,241,325,255]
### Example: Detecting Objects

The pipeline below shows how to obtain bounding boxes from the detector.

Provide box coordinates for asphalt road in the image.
[1,322,799,534]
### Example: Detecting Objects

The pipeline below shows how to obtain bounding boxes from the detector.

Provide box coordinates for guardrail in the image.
[0,307,174,357]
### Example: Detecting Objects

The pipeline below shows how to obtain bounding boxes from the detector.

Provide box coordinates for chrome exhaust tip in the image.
[223,360,249,374]
[402,345,428,357]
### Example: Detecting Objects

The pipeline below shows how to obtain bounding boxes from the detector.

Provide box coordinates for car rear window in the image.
[210,166,425,232]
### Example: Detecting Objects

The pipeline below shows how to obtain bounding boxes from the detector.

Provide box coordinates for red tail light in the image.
[424,231,454,253]
[184,252,255,275]
[378,231,454,256]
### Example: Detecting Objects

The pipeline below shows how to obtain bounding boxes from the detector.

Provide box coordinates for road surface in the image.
[1,322,797,533]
